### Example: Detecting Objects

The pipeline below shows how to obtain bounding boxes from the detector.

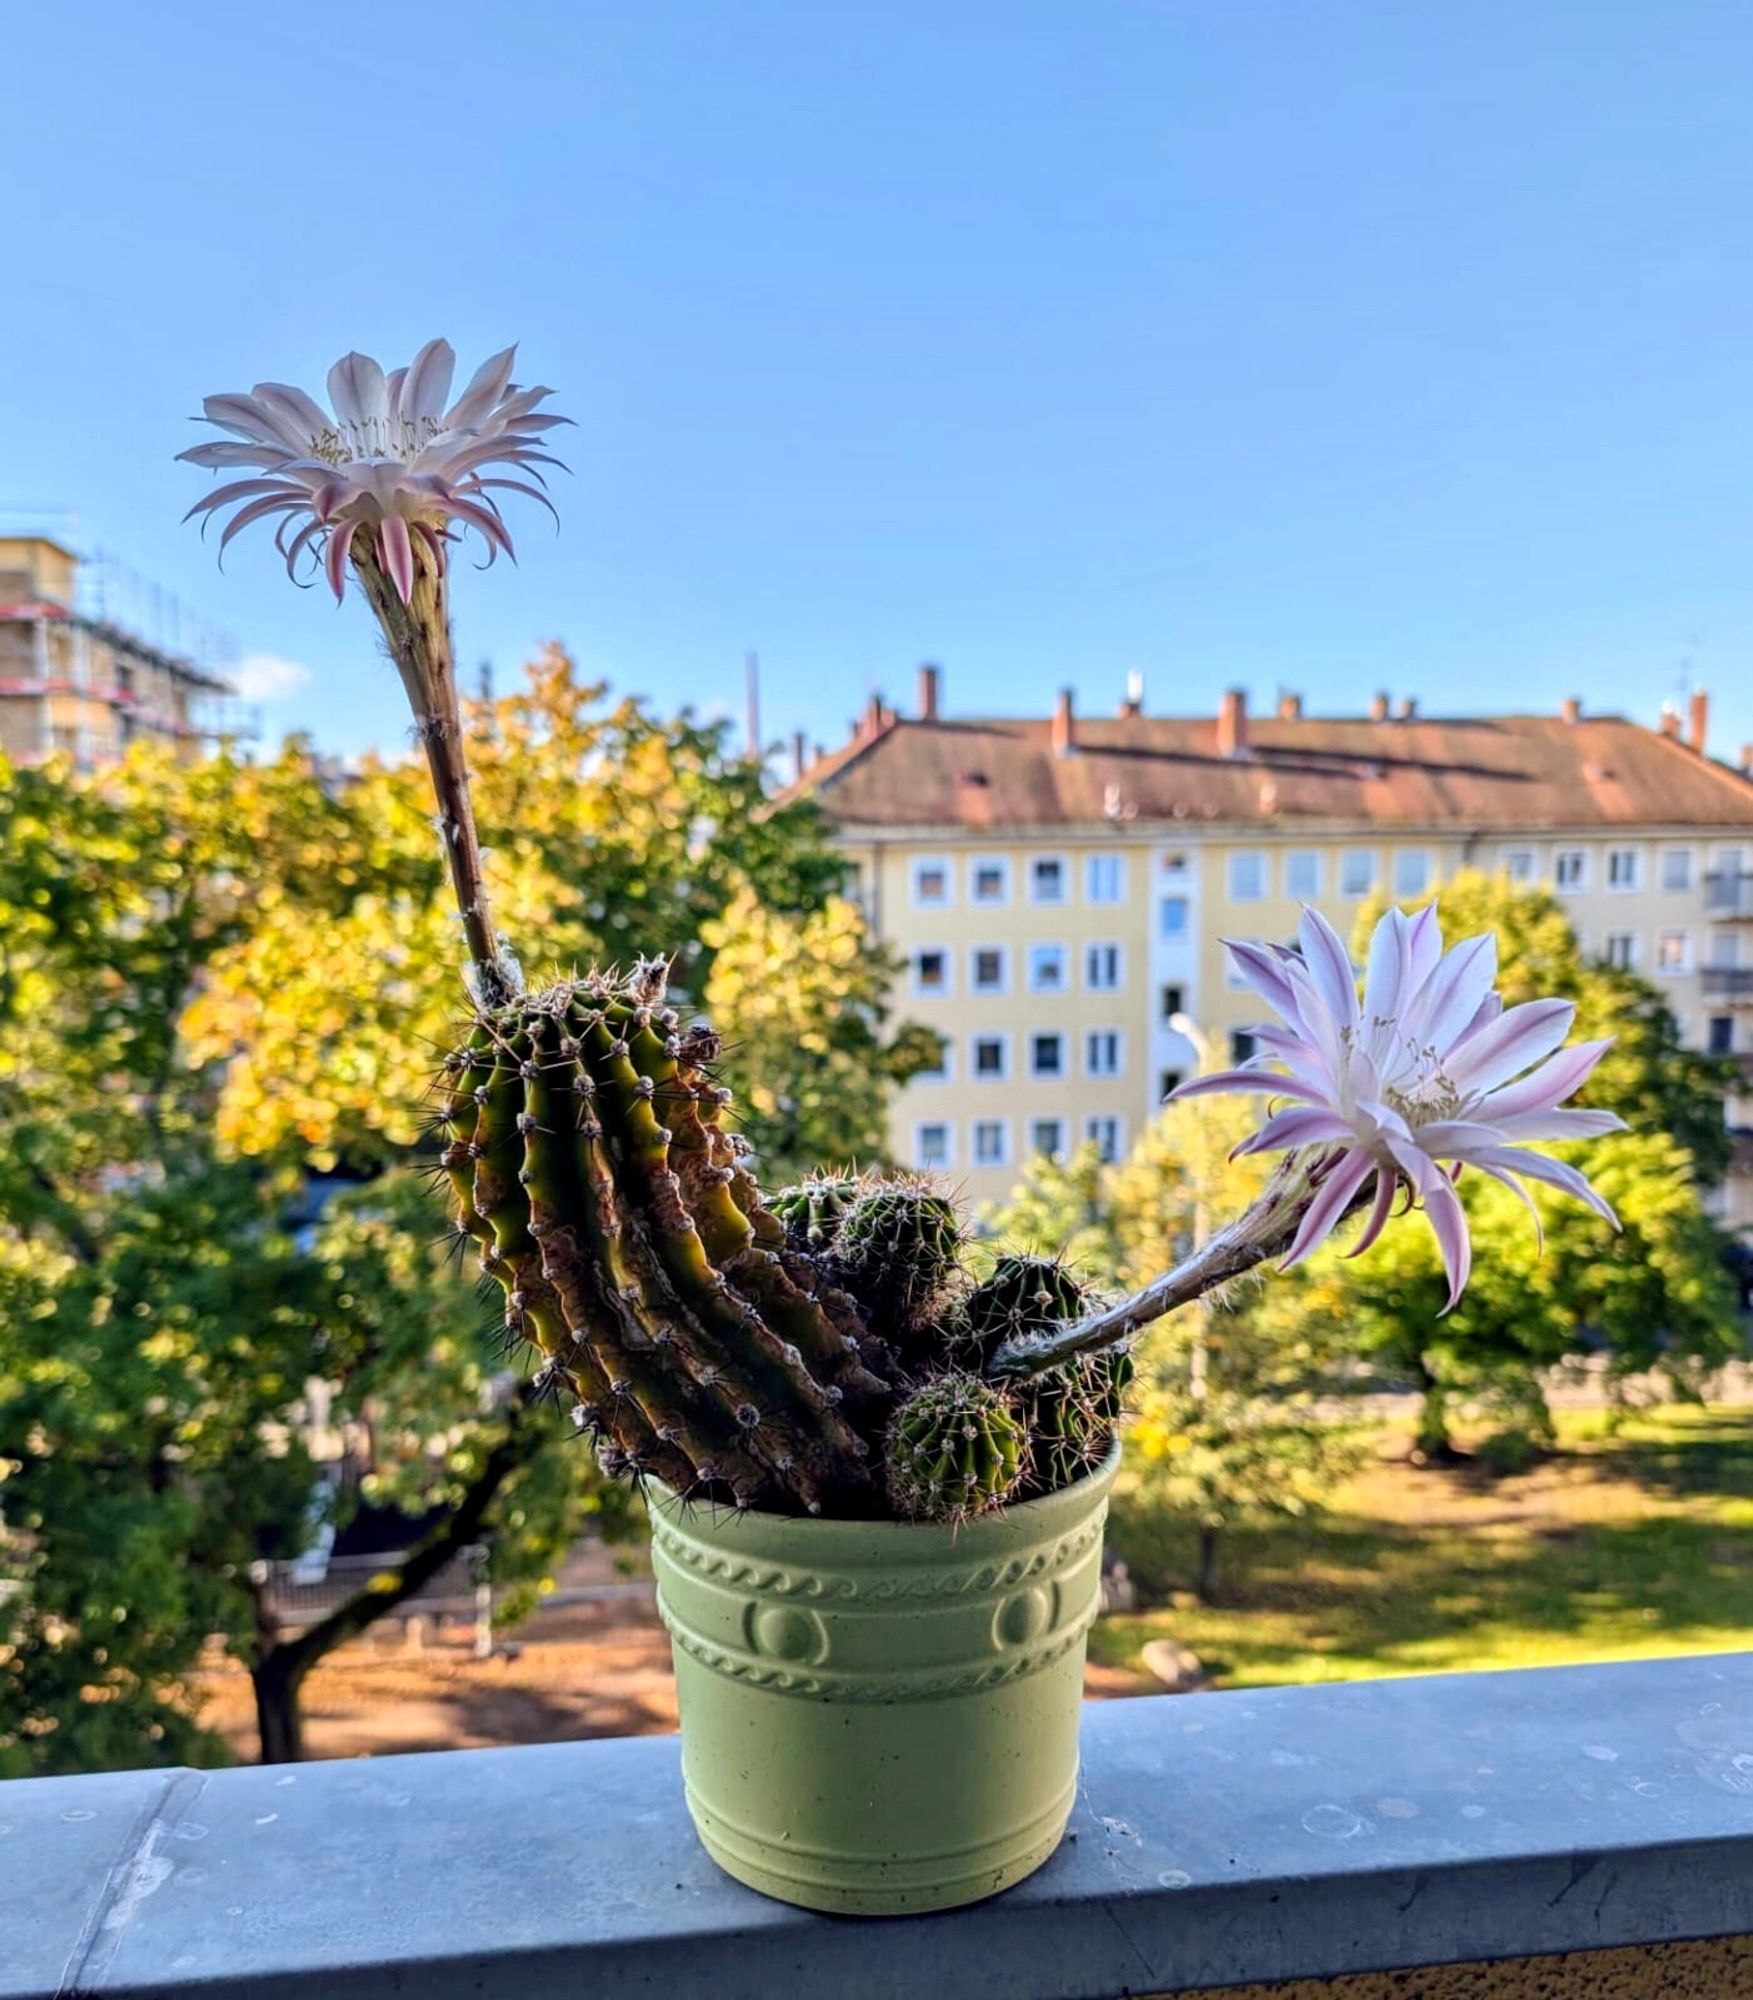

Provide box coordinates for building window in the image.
[1393,849,1433,898]
[1662,848,1694,893]
[970,857,1010,905]
[971,945,1008,994]
[1028,1032,1064,1080]
[1027,943,1067,992]
[1708,1015,1734,1055]
[972,1034,1009,1081]
[914,948,950,996]
[1160,983,1186,1022]
[1228,850,1266,902]
[915,1122,952,1169]
[1656,931,1691,975]
[1707,930,1740,969]
[1339,849,1376,897]
[911,857,951,907]
[1085,1031,1122,1078]
[1284,850,1321,900]
[1085,942,1123,991]
[1029,855,1067,904]
[1086,854,1125,904]
[1085,1116,1122,1164]
[1159,1068,1184,1100]
[1229,1028,1257,1064]
[1603,933,1638,971]
[1159,894,1189,941]
[1607,847,1643,892]
[1030,1117,1066,1161]
[1554,849,1589,891]
[1500,848,1536,883]
[972,1119,1009,1168]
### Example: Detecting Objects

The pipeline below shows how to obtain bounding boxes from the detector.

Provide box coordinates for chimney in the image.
[1118,669,1145,720]
[1741,742,1753,777]
[1051,686,1076,758]
[791,729,808,782]
[1396,696,1418,721]
[917,661,940,721]
[1369,692,1391,722]
[1217,687,1248,758]
[1277,692,1302,720]
[1660,705,1682,740]
[1560,696,1582,725]
[859,692,886,743]
[1689,688,1709,755]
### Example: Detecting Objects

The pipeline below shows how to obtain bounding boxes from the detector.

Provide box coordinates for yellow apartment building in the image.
[788,668,1753,1233]
[0,535,232,768]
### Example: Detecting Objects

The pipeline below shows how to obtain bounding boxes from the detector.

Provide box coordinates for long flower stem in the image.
[983,1155,1328,1382]
[354,541,521,1010]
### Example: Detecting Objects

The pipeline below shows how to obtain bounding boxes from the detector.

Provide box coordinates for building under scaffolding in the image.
[0,534,239,768]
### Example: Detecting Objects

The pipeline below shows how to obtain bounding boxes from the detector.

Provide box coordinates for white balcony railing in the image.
[4,1652,1751,1997]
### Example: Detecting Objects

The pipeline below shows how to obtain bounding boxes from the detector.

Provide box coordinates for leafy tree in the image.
[1,656,921,1769]
[701,886,940,1185]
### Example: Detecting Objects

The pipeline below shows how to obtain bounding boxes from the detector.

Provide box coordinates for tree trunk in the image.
[244,1388,543,1763]
[1194,1521,1222,1605]
[1412,1358,1459,1463]
[250,1655,307,1765]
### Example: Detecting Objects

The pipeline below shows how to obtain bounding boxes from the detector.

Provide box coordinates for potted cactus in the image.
[183,341,1624,1913]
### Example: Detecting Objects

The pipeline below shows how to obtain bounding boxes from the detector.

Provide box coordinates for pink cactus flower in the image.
[1170,903,1624,1309]
[178,340,568,602]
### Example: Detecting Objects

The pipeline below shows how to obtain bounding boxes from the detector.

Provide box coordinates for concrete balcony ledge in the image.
[5,1653,1752,1999]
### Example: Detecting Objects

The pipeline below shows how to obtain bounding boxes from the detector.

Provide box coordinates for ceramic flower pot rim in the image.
[646,1432,1123,1551]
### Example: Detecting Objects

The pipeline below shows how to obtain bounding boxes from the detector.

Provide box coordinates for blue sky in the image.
[5,2,1753,766]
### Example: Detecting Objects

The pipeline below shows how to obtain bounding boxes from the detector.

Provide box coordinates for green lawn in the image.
[1092,1405,1753,1689]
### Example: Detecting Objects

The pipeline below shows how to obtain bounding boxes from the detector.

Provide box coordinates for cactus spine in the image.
[827,1179,963,1352]
[884,1373,1031,1522]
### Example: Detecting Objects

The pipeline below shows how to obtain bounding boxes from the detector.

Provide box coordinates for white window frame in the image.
[1085,853,1127,904]
[1603,932,1639,971]
[912,946,953,999]
[1028,853,1069,905]
[1656,930,1692,976]
[1029,1116,1066,1162]
[970,1031,1011,1083]
[971,1118,1010,1169]
[1084,941,1125,992]
[969,943,1010,995]
[1606,846,1644,894]
[1283,849,1322,900]
[1029,1030,1066,1079]
[1499,846,1537,884]
[967,855,1012,906]
[1554,848,1590,893]
[1084,1029,1124,1079]
[1027,942,1068,993]
[1084,1114,1124,1164]
[1339,848,1377,898]
[1228,849,1266,903]
[914,1121,953,1171]
[1393,847,1434,899]
[1660,846,1695,894]
[910,855,953,908]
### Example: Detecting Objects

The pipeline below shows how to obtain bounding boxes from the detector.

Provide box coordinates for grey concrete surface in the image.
[3,1652,1751,1998]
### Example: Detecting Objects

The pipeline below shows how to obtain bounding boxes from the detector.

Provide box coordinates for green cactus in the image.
[768,1171,861,1253]
[1018,1345,1133,1493]
[961,1254,1087,1355]
[884,1372,1031,1522]
[438,961,900,1515]
[828,1178,963,1350]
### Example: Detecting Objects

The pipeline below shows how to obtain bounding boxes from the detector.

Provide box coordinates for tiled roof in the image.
[789,711,1753,833]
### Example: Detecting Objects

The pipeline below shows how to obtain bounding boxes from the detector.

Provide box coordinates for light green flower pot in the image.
[648,1441,1120,1916]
